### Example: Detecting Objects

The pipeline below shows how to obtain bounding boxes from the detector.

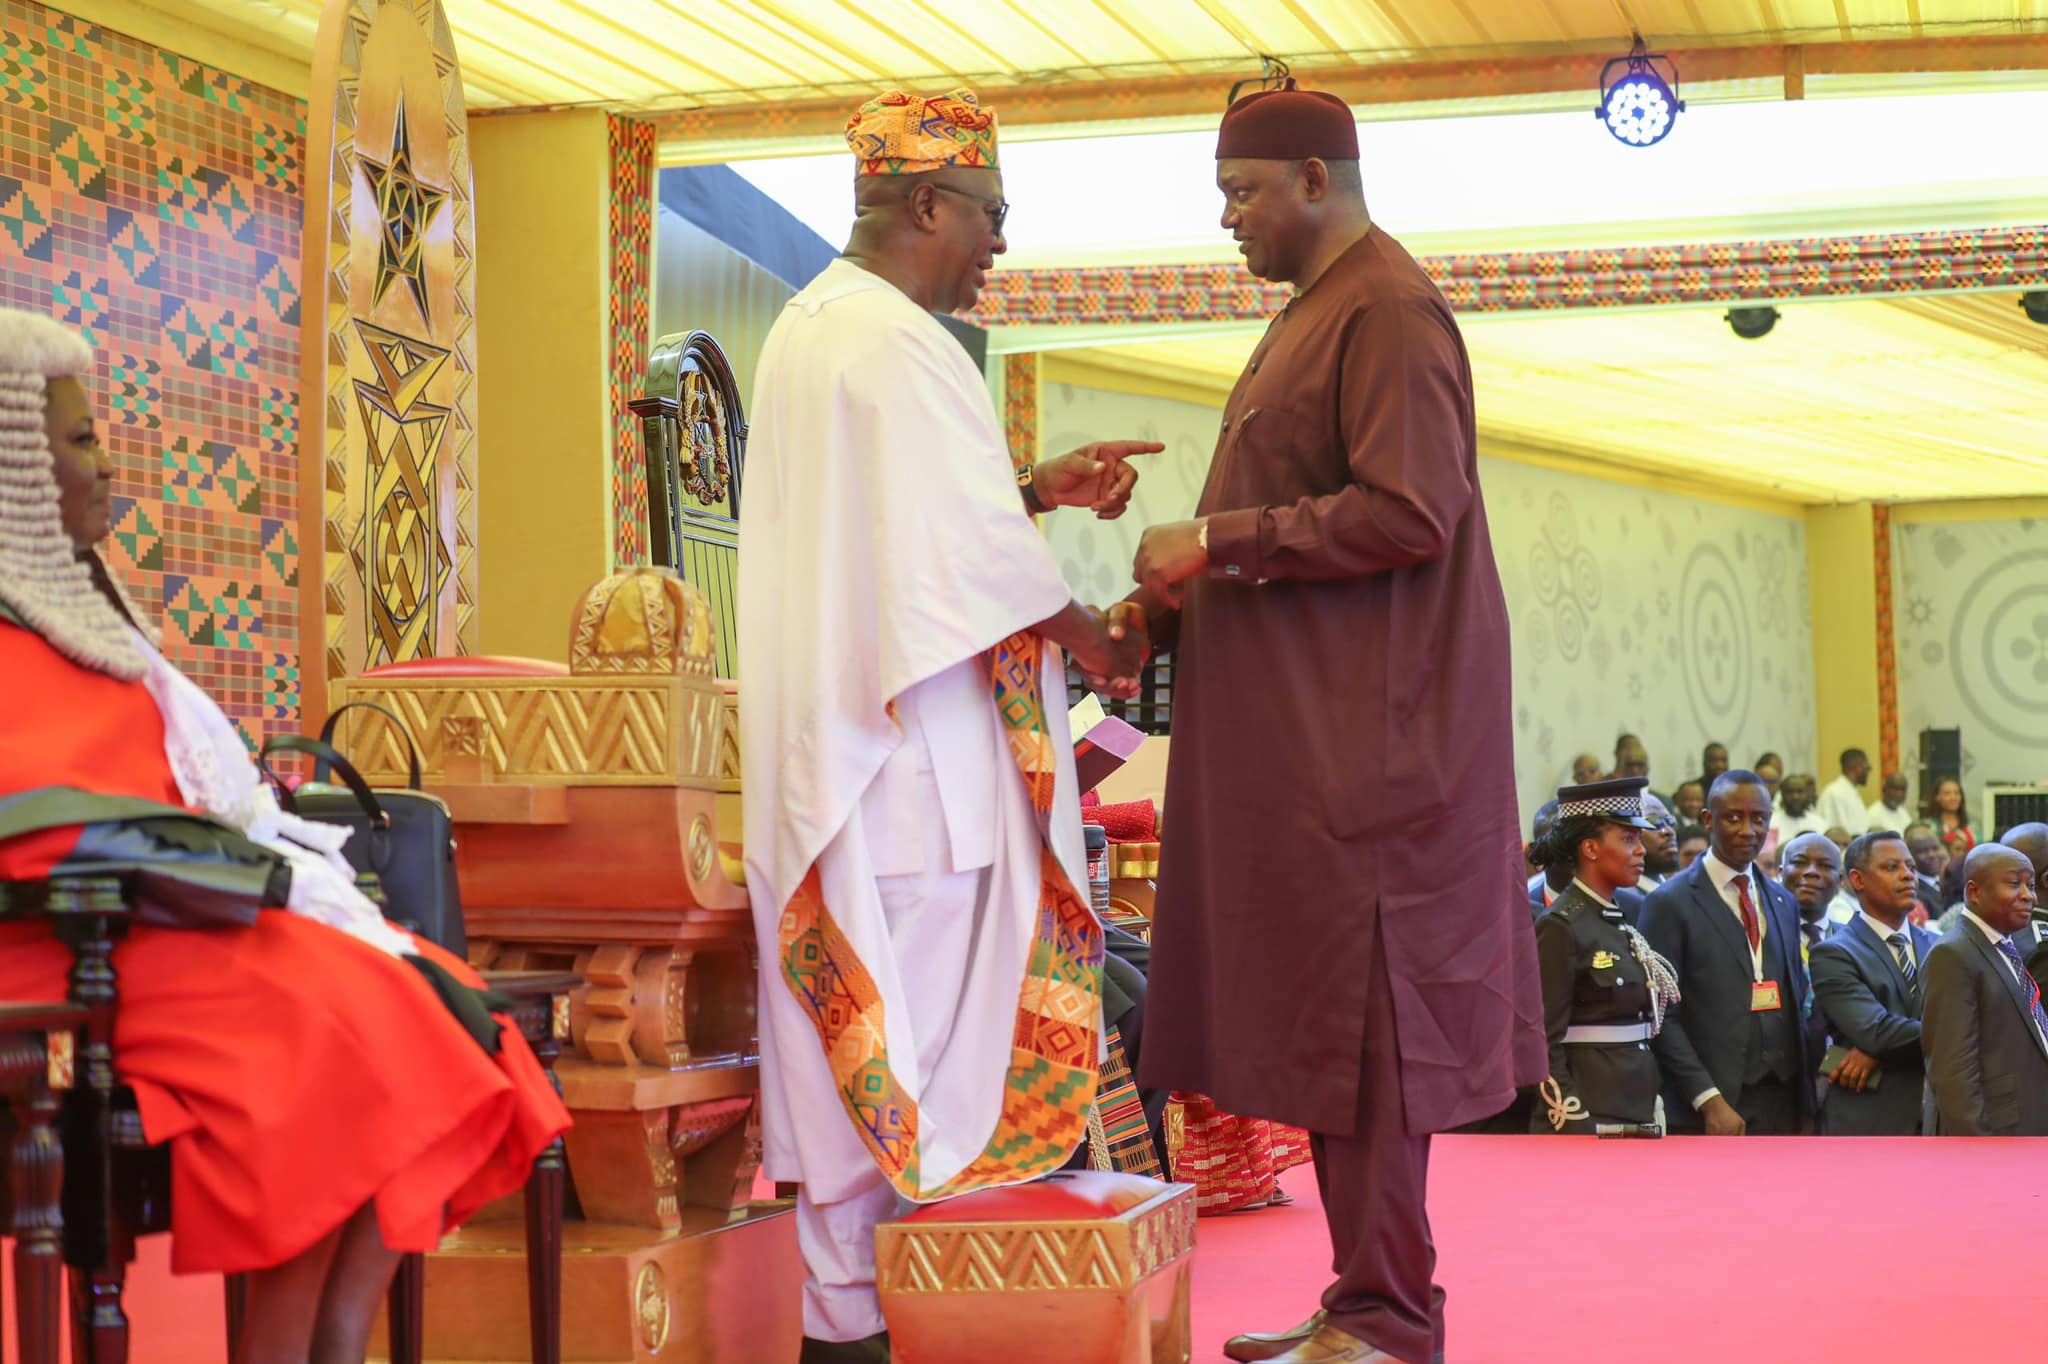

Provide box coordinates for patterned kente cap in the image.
[1554,777,1658,829]
[845,89,999,175]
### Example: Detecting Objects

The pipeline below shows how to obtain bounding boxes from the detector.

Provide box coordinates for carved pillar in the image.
[298,0,480,725]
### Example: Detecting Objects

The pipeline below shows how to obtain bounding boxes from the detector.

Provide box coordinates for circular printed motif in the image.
[1679,544,1751,738]
[1950,549,2048,746]
[1528,493,1601,664]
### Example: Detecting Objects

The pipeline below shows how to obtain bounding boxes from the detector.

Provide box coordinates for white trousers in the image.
[797,842,989,1342]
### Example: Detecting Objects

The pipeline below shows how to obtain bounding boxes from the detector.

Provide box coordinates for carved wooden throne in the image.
[325,332,795,1361]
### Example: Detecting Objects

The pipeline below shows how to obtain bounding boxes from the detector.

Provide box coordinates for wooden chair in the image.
[1,1000,86,1364]
[0,874,575,1364]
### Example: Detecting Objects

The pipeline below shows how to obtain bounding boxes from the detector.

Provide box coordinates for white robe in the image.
[738,258,1087,1202]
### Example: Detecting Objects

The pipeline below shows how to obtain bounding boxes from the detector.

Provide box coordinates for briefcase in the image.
[259,700,466,956]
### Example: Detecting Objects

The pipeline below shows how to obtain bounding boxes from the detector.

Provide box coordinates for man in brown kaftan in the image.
[1129,83,1545,1364]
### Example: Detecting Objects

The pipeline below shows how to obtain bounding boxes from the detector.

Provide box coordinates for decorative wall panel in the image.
[609,113,654,568]
[1873,503,1900,778]
[1037,381,1818,829]
[299,0,476,724]
[1893,515,2048,814]
[1002,352,1037,478]
[972,226,2048,327]
[0,0,303,750]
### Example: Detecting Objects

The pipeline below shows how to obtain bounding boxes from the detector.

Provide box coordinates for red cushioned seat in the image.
[900,1171,1161,1224]
[357,656,569,678]
[1081,798,1159,842]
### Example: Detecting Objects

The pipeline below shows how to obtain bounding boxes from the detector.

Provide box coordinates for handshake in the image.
[1072,601,1150,700]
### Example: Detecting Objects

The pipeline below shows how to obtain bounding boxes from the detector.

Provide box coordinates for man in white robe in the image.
[738,88,1157,1364]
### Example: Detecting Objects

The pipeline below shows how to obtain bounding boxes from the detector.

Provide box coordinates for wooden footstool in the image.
[876,1172,1195,1364]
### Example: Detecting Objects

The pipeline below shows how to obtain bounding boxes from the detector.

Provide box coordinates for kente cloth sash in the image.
[777,632,1104,1201]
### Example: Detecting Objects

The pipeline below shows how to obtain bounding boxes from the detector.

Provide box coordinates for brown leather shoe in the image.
[1224,1310,1326,1362]
[1264,1321,1418,1363]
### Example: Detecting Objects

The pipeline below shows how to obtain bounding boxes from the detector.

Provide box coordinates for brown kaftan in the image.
[1140,227,1545,1137]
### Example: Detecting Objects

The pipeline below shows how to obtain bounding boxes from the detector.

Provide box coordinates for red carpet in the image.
[9,1135,2043,1362]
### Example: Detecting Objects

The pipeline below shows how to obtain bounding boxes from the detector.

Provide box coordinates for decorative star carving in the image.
[358,97,449,324]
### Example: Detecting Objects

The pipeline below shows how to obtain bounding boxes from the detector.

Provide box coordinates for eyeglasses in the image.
[928,183,1009,235]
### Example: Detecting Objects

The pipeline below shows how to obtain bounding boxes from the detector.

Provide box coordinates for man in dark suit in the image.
[1997,824,2048,970]
[1642,770,1812,1135]
[1905,822,1946,920]
[1922,844,2048,1136]
[1809,830,1939,1135]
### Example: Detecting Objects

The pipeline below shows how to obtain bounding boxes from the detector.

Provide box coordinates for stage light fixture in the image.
[2022,291,2048,325]
[1597,38,1685,148]
[1725,306,1780,340]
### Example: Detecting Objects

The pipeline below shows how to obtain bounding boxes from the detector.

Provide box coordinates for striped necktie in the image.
[1993,937,2048,1046]
[1886,932,1918,999]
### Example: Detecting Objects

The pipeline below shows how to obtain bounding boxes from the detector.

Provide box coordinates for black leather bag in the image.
[259,701,467,956]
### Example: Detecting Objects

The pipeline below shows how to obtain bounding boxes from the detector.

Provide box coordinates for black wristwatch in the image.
[1018,466,1049,515]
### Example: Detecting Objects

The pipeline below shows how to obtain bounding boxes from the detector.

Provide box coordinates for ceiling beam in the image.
[647,30,2048,157]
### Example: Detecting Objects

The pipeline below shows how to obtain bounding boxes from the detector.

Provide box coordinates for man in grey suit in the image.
[1809,831,1939,1135]
[1922,844,2048,1136]
[1642,771,1813,1135]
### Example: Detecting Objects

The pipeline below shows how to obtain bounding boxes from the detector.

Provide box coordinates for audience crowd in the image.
[1523,735,2048,1136]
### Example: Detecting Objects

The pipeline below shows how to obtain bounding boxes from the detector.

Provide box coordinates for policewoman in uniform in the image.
[1529,778,1682,1134]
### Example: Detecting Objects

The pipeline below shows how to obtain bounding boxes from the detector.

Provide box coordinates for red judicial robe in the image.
[1140,228,1545,1136]
[0,621,570,1273]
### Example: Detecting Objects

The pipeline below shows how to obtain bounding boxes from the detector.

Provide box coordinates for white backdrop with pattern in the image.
[1037,381,1820,829]
[1892,515,2048,819]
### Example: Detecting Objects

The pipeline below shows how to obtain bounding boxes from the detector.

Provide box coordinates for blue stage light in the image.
[1597,39,1685,148]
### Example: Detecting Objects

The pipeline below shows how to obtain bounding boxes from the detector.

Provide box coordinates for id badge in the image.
[1750,980,1782,1012]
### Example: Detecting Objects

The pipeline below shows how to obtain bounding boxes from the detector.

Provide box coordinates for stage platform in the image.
[8,1136,2042,1362]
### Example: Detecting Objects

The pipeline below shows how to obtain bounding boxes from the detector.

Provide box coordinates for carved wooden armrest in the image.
[479,970,580,1058]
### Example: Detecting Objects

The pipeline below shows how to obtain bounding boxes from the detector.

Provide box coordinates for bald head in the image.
[1999,822,2048,878]
[1965,843,2038,935]
[1780,832,1843,917]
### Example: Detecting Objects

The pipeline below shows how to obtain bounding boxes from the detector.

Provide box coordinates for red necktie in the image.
[1733,874,1761,952]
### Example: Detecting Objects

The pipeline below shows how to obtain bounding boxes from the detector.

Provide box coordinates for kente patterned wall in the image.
[1037,382,1819,829]
[1892,515,2048,818]
[608,112,654,568]
[0,0,303,749]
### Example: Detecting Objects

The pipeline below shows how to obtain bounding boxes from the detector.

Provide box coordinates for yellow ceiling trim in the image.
[449,22,613,104]
[1271,0,1347,56]
[898,0,1018,77]
[1351,0,1428,52]
[537,0,732,93]
[1184,0,1267,57]
[1077,0,1189,73]
[746,0,902,84]
[1444,0,1495,46]
[1042,351,1233,409]
[1480,437,1808,518]
[641,0,831,92]
[651,31,2048,153]
[1889,496,2048,522]
[61,0,311,97]
[461,0,695,100]
[989,0,1095,71]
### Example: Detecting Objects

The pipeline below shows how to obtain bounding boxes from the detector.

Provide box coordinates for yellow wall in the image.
[1805,504,1882,781]
[471,111,615,660]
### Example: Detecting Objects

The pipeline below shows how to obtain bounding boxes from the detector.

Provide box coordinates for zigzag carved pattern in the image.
[882,1225,1124,1295]
[335,680,725,785]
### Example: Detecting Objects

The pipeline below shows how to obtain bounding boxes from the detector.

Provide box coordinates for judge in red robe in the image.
[1128,86,1544,1364]
[0,307,570,1362]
